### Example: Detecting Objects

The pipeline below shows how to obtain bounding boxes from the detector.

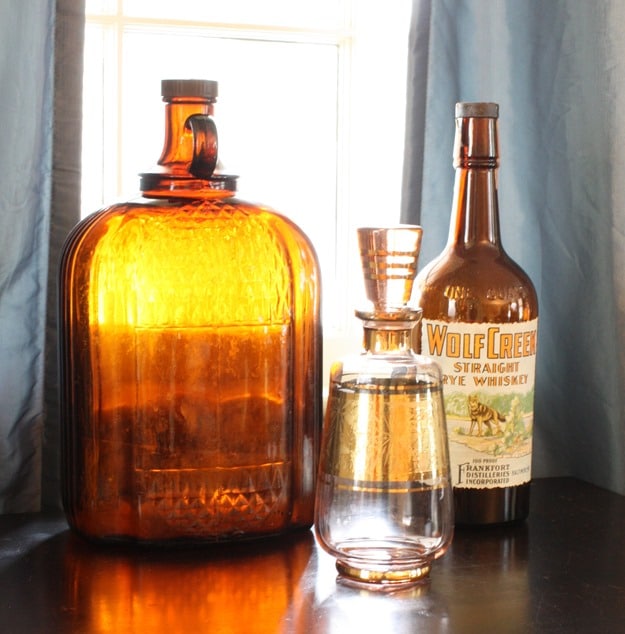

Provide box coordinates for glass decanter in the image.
[315,226,453,587]
[59,79,322,544]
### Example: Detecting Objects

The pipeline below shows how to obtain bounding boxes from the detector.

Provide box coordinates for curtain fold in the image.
[0,0,55,512]
[402,0,625,494]
[43,0,86,509]
[2,0,625,511]
[0,0,84,512]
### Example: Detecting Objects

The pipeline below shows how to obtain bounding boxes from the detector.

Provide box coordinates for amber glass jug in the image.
[59,79,322,544]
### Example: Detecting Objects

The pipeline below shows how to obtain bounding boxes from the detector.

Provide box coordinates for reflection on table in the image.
[1,478,624,633]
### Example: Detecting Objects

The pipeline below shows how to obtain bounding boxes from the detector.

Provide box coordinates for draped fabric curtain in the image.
[2,0,625,513]
[44,0,86,510]
[402,0,625,494]
[0,0,84,512]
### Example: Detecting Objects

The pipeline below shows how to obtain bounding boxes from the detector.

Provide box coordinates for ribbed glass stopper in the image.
[357,226,423,314]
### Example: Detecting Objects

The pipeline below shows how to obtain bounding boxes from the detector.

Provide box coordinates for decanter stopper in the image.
[357,226,423,314]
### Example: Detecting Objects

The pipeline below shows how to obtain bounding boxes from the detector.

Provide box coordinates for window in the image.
[82,0,412,372]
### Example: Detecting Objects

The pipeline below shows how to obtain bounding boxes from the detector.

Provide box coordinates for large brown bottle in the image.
[59,79,322,543]
[415,103,538,525]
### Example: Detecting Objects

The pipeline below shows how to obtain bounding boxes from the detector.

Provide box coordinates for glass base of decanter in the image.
[335,559,431,588]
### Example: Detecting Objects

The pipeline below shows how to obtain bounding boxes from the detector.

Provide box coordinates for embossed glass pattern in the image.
[60,80,321,543]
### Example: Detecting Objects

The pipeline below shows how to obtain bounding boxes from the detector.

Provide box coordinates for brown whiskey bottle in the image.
[414,103,538,525]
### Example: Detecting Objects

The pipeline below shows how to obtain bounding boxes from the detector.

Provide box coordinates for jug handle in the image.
[185,114,218,179]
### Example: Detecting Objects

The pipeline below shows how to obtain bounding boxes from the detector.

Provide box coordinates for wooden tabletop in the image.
[1,477,623,633]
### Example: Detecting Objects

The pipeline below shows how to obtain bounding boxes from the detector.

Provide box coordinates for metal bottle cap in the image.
[454,102,499,166]
[455,102,499,119]
[161,79,218,101]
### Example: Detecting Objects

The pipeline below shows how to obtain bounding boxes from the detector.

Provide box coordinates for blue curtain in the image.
[0,0,55,512]
[1,0,624,511]
[402,0,625,494]
[0,0,83,512]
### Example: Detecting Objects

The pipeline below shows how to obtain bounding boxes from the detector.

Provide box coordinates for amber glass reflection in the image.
[60,197,321,542]
[62,532,313,634]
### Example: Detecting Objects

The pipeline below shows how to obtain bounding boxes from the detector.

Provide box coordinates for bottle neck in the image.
[140,95,238,197]
[361,320,417,355]
[447,113,502,250]
[448,168,501,247]
[158,97,214,175]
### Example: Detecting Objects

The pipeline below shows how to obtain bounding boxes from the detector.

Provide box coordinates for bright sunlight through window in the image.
[81,0,412,371]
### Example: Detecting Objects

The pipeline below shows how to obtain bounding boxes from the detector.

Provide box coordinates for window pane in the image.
[82,26,338,322]
[85,0,117,13]
[120,0,347,30]
[81,22,115,213]
[81,1,411,344]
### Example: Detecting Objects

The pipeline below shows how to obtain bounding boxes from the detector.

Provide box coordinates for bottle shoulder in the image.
[415,246,538,322]
[62,196,319,270]
[59,196,321,327]
[418,246,534,288]
[329,352,442,385]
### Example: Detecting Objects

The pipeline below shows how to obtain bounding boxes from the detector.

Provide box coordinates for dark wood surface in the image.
[1,477,624,633]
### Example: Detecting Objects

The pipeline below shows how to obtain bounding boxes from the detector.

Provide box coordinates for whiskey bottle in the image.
[415,103,538,525]
[59,79,322,543]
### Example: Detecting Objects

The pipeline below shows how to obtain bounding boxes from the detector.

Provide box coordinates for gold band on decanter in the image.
[335,560,431,586]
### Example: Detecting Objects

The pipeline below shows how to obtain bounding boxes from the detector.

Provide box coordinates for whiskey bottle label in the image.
[420,318,538,489]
